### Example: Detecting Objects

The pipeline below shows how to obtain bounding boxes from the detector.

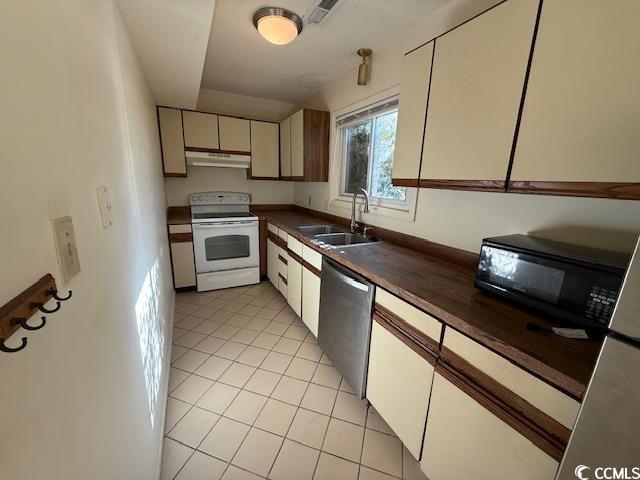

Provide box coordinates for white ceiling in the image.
[201,0,448,103]
[116,0,215,109]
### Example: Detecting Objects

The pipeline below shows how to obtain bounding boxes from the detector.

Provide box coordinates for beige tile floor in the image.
[161,281,428,480]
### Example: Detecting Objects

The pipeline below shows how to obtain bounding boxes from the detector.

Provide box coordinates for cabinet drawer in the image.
[443,328,579,429]
[267,223,278,235]
[375,288,441,345]
[169,224,192,234]
[287,236,303,257]
[421,369,558,480]
[367,317,435,460]
[278,228,288,242]
[302,245,322,271]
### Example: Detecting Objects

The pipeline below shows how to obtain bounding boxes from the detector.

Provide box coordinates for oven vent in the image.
[305,0,342,24]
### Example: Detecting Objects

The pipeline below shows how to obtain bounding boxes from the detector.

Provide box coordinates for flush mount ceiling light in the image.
[253,7,303,45]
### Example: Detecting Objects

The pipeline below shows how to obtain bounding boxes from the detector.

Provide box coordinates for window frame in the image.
[338,106,407,208]
[331,94,417,220]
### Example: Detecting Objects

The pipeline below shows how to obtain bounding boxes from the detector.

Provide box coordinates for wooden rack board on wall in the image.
[0,273,72,353]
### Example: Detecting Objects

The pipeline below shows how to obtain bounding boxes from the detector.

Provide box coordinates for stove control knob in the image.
[198,195,204,201]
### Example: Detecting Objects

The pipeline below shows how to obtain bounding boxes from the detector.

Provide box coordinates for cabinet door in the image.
[366,318,435,459]
[170,241,196,288]
[250,120,279,178]
[218,116,251,152]
[287,257,302,317]
[421,370,558,480]
[419,0,538,187]
[392,42,434,185]
[158,107,186,176]
[510,0,640,196]
[267,239,278,287]
[182,111,219,149]
[290,109,304,178]
[302,267,320,337]
[280,116,292,177]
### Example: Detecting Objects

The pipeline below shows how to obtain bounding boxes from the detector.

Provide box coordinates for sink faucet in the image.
[351,188,370,232]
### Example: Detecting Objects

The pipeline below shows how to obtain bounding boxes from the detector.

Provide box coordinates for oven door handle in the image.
[193,222,258,229]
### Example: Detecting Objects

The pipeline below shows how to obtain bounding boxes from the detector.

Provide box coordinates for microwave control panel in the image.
[585,287,618,324]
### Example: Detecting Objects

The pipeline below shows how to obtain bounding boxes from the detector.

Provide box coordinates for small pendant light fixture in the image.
[253,7,303,45]
[357,48,373,85]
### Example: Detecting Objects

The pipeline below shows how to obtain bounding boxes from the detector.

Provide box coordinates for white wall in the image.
[165,167,294,206]
[293,0,640,254]
[164,89,296,206]
[0,1,173,479]
[198,88,295,122]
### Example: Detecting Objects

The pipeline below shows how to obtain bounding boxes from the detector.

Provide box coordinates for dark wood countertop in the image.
[167,206,191,225]
[254,208,601,400]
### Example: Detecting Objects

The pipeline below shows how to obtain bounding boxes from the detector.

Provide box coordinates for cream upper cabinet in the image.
[367,319,435,460]
[158,107,186,176]
[392,42,434,184]
[290,109,304,178]
[182,111,219,150]
[280,116,291,177]
[421,371,558,480]
[419,0,538,184]
[250,120,279,178]
[510,0,640,185]
[218,116,251,152]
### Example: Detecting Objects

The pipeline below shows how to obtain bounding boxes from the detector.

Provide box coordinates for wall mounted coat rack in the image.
[0,274,72,353]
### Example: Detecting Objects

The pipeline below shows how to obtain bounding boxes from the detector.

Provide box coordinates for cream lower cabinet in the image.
[366,318,436,459]
[420,369,558,480]
[169,224,196,288]
[267,238,279,287]
[287,257,302,317]
[302,267,320,337]
[277,247,288,297]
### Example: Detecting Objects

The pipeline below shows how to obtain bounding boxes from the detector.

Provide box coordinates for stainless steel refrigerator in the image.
[556,237,640,479]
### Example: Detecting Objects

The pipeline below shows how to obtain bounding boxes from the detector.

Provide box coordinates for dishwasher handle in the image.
[323,258,370,292]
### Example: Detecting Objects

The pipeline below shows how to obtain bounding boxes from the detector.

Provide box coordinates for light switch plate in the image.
[51,216,81,284]
[96,186,113,229]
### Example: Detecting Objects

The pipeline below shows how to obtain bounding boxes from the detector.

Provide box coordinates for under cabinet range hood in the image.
[185,150,251,169]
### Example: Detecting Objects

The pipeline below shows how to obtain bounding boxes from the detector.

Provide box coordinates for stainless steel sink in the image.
[312,232,377,248]
[296,224,347,236]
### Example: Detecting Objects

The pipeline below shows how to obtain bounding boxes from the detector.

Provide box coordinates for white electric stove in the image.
[189,191,260,292]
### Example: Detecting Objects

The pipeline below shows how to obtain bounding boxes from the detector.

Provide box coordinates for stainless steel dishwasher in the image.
[318,258,375,398]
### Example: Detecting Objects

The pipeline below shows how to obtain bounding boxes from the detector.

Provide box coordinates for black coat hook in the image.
[31,301,61,314]
[0,336,27,353]
[11,316,46,331]
[47,289,72,301]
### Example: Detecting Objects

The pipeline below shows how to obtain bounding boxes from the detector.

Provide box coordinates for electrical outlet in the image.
[51,216,81,285]
[96,186,113,229]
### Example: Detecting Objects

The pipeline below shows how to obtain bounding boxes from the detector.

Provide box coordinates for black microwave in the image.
[475,235,630,330]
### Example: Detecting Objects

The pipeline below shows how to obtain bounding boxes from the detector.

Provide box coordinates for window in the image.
[338,99,406,206]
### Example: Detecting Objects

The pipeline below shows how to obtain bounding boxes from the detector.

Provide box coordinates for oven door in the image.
[192,221,259,273]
